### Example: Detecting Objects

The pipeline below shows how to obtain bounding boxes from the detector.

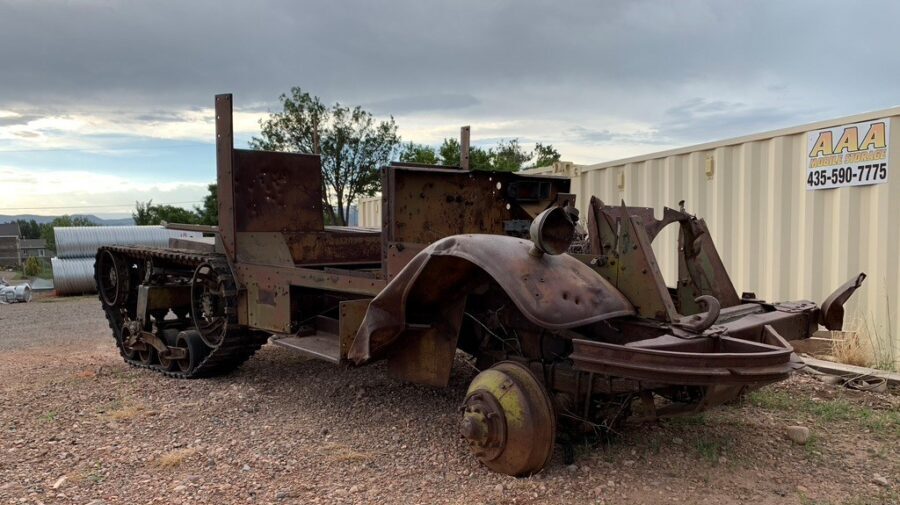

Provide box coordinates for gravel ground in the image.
[1,296,898,505]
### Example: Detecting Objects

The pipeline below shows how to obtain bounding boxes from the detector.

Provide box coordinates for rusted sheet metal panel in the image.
[339,299,371,358]
[247,280,291,333]
[349,234,635,363]
[236,232,294,266]
[383,167,569,245]
[283,230,381,266]
[232,149,323,233]
[233,263,386,298]
[527,109,900,366]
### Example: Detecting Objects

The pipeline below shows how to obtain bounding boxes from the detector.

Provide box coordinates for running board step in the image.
[273,332,341,364]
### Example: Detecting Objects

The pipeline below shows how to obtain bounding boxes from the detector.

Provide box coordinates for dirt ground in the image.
[0,296,897,505]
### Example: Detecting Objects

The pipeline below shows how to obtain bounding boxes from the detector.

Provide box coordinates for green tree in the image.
[436,137,560,171]
[133,200,201,226]
[438,138,492,169]
[531,142,561,168]
[250,87,400,226]
[41,215,97,251]
[491,139,531,172]
[194,183,218,226]
[438,138,461,167]
[398,142,438,165]
[16,219,43,239]
[133,200,153,225]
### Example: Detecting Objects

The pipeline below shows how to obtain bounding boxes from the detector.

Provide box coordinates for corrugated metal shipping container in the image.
[359,196,382,228]
[527,107,900,366]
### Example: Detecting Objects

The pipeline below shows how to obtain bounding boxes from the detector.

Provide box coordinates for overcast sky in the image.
[1,0,898,217]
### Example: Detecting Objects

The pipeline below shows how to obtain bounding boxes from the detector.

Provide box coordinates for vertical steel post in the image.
[460,126,470,170]
[215,94,236,261]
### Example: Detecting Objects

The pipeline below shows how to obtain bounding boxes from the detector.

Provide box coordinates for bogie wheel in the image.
[137,345,157,366]
[190,262,235,348]
[460,361,557,476]
[174,330,209,375]
[96,249,130,308]
[157,329,179,371]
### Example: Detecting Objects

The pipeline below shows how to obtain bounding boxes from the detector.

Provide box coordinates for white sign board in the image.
[806,118,889,190]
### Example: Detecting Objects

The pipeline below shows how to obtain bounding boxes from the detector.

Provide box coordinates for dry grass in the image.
[832,311,898,371]
[100,401,146,421]
[829,330,872,367]
[155,448,198,469]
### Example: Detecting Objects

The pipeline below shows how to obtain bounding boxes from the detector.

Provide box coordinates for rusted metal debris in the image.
[94,94,866,477]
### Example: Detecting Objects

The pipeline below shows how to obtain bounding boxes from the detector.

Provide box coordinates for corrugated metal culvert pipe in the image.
[54,226,179,258]
[51,257,97,295]
[51,226,201,296]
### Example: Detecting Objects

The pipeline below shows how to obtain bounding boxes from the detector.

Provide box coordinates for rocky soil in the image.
[0,296,897,504]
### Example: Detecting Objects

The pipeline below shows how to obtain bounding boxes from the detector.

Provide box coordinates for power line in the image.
[0,200,203,211]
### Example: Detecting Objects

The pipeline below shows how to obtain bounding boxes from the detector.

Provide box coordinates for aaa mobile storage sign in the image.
[806,119,889,190]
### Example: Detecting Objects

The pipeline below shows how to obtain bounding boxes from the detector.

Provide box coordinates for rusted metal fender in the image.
[349,234,635,364]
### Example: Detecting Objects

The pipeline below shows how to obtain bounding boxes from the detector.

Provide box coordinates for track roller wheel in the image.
[174,330,209,375]
[460,361,557,477]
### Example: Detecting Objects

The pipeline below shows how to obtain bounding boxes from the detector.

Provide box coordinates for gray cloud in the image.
[133,111,192,123]
[0,0,898,151]
[655,98,814,144]
[0,114,40,126]
[364,94,480,115]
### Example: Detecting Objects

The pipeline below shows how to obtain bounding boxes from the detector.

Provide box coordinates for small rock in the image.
[566,464,578,472]
[607,480,615,488]
[818,375,843,385]
[51,476,66,490]
[718,456,728,465]
[86,500,104,505]
[785,426,810,445]
[241,464,251,472]
[173,485,187,493]
[872,474,889,487]
[494,484,504,493]
[673,437,683,444]
[796,485,809,494]
[275,490,290,500]
[349,485,360,494]
[623,460,635,467]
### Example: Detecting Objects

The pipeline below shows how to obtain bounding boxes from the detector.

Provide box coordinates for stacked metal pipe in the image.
[52,226,200,296]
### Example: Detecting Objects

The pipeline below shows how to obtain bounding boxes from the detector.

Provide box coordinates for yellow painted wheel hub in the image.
[460,361,556,476]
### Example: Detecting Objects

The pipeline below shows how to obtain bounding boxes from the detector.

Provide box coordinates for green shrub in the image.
[23,256,42,277]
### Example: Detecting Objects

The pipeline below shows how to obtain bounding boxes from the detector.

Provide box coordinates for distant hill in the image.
[0,214,135,226]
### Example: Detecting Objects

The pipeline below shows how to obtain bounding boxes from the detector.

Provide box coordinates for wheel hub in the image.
[460,361,557,476]
[460,392,506,460]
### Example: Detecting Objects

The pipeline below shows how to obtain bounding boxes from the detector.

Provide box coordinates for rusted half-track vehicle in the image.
[95,94,865,476]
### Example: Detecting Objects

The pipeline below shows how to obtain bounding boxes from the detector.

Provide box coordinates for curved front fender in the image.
[349,234,634,364]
